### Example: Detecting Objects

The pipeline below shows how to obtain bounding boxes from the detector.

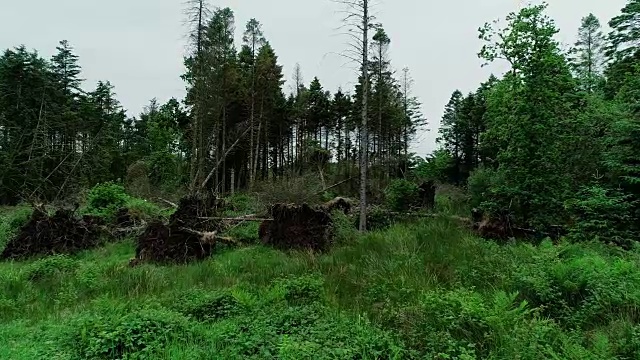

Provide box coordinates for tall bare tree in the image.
[184,0,211,190]
[334,0,373,231]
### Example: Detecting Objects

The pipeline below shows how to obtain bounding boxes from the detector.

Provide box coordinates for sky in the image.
[0,0,628,156]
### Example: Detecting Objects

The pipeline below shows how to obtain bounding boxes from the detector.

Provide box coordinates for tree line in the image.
[0,1,425,209]
[433,1,640,244]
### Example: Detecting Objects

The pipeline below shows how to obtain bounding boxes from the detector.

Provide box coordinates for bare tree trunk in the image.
[230,168,235,195]
[359,0,370,232]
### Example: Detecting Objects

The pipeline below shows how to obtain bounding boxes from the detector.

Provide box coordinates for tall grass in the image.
[1,202,640,358]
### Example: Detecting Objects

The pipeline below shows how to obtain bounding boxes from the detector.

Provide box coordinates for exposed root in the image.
[259,203,332,251]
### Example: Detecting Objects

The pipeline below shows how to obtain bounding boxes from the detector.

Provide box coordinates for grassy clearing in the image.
[1,200,640,358]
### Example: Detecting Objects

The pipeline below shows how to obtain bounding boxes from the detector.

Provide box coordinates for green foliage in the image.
[384,179,419,212]
[512,241,640,329]
[224,193,260,216]
[23,255,78,281]
[125,197,166,221]
[274,275,326,306]
[85,181,129,219]
[467,166,496,209]
[565,186,635,245]
[360,205,397,231]
[215,303,402,359]
[171,289,244,322]
[69,307,191,360]
[413,150,455,183]
[0,207,32,249]
[225,222,260,243]
[330,210,358,245]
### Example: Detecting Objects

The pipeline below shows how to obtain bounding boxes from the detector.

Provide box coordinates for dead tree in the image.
[334,0,373,231]
[184,0,211,190]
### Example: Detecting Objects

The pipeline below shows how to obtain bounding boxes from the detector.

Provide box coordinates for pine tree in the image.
[571,14,606,93]
[243,18,266,186]
[608,0,640,58]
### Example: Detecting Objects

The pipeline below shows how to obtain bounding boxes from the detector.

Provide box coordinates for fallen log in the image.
[197,216,272,222]
[177,227,238,245]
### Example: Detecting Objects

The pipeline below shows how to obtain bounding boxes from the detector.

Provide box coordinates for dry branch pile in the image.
[259,204,333,251]
[1,207,104,260]
[134,194,227,264]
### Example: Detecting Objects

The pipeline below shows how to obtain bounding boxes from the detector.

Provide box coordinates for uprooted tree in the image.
[1,206,105,260]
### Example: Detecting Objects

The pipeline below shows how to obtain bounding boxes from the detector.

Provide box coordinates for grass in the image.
[1,197,640,358]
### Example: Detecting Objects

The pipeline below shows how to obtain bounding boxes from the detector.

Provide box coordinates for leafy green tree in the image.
[477,3,578,229]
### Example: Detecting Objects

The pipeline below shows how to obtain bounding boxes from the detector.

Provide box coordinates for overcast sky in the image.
[0,0,628,155]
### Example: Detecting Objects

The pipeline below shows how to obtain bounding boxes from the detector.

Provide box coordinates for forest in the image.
[3,0,640,359]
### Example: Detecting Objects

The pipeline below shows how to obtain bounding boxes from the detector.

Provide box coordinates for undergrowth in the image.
[1,194,640,358]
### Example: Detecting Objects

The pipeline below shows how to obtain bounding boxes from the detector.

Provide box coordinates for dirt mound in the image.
[259,204,333,251]
[133,194,223,264]
[1,207,103,260]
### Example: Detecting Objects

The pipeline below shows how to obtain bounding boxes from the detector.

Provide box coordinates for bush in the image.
[255,174,324,206]
[380,288,586,359]
[565,186,635,246]
[223,193,260,216]
[215,303,402,359]
[384,179,420,212]
[225,222,260,243]
[0,207,32,249]
[85,182,130,219]
[511,241,640,329]
[126,197,166,221]
[467,166,496,209]
[23,254,78,281]
[69,307,191,360]
[171,289,244,322]
[330,210,358,245]
[275,275,325,305]
[358,205,406,231]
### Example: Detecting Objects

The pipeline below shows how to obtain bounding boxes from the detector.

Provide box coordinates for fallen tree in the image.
[132,194,235,264]
[259,203,333,251]
[1,206,104,260]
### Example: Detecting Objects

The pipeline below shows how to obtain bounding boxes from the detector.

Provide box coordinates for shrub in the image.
[215,303,402,359]
[0,207,32,249]
[255,174,324,206]
[224,193,260,216]
[379,288,588,359]
[171,289,244,322]
[6,207,32,230]
[275,275,325,305]
[69,307,190,360]
[330,210,358,245]
[23,254,78,281]
[85,182,130,220]
[384,179,420,212]
[467,166,495,209]
[565,186,635,246]
[359,205,400,231]
[511,241,640,329]
[126,197,165,221]
[225,222,260,243]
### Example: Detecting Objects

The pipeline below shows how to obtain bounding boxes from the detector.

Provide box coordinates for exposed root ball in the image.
[134,194,222,264]
[260,204,332,251]
[1,207,103,260]
[418,181,436,209]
